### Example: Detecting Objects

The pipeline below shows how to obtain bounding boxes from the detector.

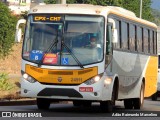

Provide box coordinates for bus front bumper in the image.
[20,77,111,101]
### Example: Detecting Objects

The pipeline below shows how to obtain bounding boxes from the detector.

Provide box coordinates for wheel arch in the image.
[112,76,119,100]
[142,77,145,93]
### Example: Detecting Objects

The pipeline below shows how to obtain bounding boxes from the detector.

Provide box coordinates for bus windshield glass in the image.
[22,14,104,66]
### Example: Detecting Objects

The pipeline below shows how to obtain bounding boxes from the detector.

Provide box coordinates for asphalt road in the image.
[0,98,160,120]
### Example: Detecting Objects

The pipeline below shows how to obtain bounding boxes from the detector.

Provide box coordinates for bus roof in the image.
[29,4,157,28]
[30,4,135,16]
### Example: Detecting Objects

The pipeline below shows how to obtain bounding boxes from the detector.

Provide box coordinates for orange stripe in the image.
[25,64,98,84]
[144,56,158,97]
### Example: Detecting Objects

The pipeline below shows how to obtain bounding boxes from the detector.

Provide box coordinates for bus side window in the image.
[106,23,113,55]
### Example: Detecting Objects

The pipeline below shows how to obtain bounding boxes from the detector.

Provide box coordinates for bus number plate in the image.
[79,87,93,92]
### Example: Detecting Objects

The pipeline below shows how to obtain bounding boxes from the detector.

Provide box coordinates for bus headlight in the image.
[22,73,37,83]
[84,74,103,85]
[104,77,112,85]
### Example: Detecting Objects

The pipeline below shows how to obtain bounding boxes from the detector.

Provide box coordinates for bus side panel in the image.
[111,50,149,99]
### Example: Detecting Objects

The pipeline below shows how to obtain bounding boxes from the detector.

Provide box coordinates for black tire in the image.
[100,101,113,112]
[100,83,117,112]
[82,101,92,107]
[124,99,133,109]
[133,82,144,109]
[37,98,51,110]
[151,92,158,101]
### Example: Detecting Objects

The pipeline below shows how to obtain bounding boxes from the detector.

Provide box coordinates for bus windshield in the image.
[22,14,104,66]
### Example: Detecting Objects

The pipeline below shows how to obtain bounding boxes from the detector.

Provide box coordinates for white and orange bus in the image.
[15,4,158,112]
[152,27,160,100]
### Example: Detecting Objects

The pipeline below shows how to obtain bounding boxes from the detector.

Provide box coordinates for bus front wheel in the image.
[100,83,117,112]
[100,101,113,112]
[82,101,92,107]
[73,101,82,107]
[37,98,51,110]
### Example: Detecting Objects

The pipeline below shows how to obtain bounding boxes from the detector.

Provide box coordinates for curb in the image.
[0,99,69,106]
[0,99,36,106]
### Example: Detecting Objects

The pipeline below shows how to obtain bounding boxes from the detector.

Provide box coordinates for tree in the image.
[152,9,160,25]
[141,0,154,22]
[44,0,56,4]
[44,0,120,5]
[0,2,17,58]
[121,0,154,22]
[44,0,75,4]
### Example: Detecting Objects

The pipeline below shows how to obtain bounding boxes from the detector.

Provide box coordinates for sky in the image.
[151,0,160,10]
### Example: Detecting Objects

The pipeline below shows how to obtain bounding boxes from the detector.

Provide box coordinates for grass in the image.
[0,73,20,99]
[0,73,14,91]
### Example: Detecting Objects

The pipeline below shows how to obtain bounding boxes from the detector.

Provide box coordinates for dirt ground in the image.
[0,42,22,75]
[0,43,22,99]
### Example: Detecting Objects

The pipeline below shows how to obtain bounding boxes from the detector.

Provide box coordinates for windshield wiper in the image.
[61,40,84,69]
[37,31,58,67]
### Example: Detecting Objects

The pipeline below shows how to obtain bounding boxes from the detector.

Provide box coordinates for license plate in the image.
[79,87,93,92]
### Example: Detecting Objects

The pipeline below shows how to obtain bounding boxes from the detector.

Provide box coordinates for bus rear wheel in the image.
[151,92,158,101]
[124,82,144,109]
[37,98,51,110]
[133,83,144,109]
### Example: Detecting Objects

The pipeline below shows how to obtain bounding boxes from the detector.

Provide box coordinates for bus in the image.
[15,4,158,112]
[152,27,160,101]
[151,54,160,101]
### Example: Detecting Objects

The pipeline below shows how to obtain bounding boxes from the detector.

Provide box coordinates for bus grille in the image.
[48,71,73,75]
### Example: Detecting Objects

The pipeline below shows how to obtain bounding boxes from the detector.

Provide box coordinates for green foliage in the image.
[152,9,160,17]
[121,0,154,22]
[141,0,154,21]
[0,2,17,59]
[44,0,121,5]
[152,9,160,25]
[20,11,28,19]
[77,0,123,6]
[44,0,75,4]
[0,73,14,91]
[44,0,56,4]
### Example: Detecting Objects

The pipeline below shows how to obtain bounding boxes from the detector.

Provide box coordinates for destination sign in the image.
[33,15,62,22]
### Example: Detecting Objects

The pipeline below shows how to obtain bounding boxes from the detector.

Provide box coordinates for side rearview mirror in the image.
[108,18,118,43]
[15,19,26,42]
[112,28,118,43]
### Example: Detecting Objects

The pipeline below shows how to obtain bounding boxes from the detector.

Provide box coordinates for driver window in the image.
[106,23,113,55]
